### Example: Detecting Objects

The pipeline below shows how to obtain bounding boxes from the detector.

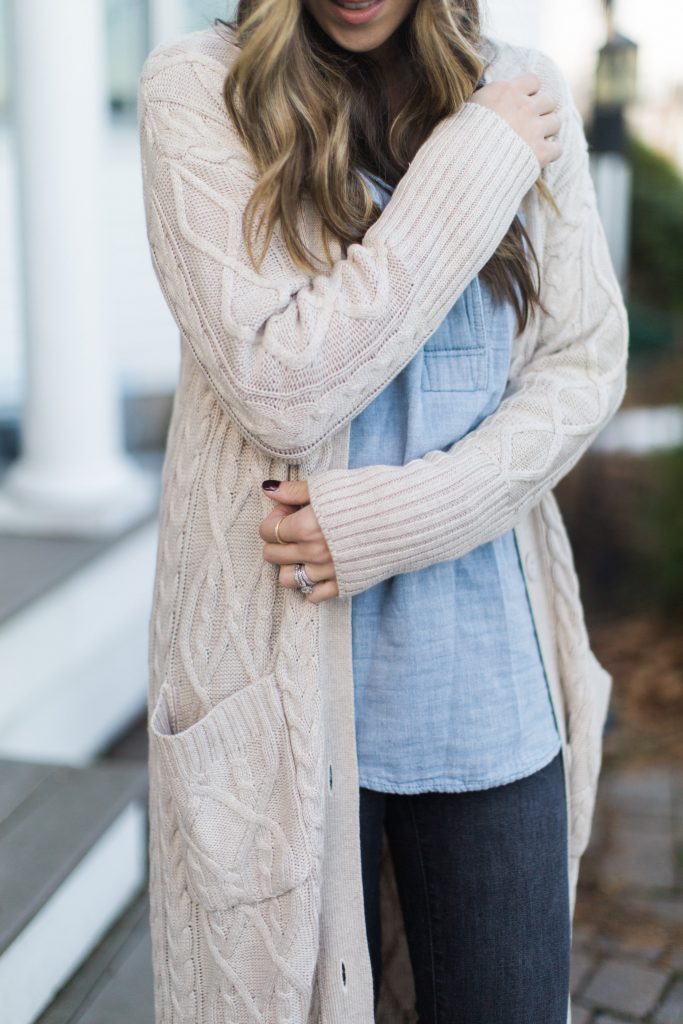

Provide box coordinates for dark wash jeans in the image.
[359,750,570,1024]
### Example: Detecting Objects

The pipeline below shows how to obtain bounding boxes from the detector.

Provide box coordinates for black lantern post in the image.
[592,0,638,154]
[589,0,639,294]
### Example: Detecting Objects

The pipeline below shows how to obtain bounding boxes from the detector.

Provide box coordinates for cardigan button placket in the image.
[524,549,539,583]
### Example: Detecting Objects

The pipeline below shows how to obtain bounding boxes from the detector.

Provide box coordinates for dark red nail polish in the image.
[262,479,281,491]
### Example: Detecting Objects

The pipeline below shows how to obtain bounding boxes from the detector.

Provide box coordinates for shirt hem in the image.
[357,737,563,794]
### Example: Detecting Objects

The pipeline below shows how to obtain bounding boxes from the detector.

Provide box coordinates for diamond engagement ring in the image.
[294,563,315,594]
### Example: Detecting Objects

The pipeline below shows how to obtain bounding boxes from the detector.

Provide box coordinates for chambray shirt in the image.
[349,170,561,793]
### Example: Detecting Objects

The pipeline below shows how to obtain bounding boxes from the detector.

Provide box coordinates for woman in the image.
[138,2,627,1023]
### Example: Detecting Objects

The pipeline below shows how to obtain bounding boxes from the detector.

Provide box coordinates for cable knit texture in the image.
[139,23,628,1024]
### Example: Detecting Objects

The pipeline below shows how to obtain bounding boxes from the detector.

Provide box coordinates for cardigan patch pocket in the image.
[149,673,316,912]
[422,277,488,392]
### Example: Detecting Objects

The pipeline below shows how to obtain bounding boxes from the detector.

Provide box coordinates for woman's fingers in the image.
[259,478,339,602]
[540,137,563,165]
[303,579,339,605]
[540,109,561,139]
[260,500,331,568]
[513,71,541,96]
[259,503,318,545]
[532,88,559,117]
[259,505,293,544]
[263,534,331,563]
[278,561,336,588]
[277,562,339,604]
[539,110,561,138]
[469,72,563,169]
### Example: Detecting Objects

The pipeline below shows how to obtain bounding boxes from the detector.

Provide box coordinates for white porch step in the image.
[0,757,148,1024]
[0,451,163,766]
[36,891,153,1024]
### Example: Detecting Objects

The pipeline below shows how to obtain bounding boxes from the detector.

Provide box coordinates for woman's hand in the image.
[470,72,562,169]
[259,480,339,603]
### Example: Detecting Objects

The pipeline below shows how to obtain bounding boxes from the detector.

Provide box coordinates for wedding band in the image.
[294,563,315,594]
[274,518,286,545]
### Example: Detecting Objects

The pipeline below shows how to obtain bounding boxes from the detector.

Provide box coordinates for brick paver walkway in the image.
[571,766,683,1022]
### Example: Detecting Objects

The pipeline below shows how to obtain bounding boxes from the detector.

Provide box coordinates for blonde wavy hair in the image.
[215,0,556,332]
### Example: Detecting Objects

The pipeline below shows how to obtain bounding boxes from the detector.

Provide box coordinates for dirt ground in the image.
[590,611,683,767]
[572,610,683,960]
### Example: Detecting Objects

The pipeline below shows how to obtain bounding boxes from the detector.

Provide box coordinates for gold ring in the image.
[274,518,286,545]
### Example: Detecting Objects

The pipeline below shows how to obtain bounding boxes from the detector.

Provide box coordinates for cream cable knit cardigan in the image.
[139,23,628,1024]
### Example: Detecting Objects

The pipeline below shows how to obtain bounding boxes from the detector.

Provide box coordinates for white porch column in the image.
[0,0,156,536]
[590,152,632,297]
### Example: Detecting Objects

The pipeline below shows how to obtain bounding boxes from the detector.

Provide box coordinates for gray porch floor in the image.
[0,449,164,626]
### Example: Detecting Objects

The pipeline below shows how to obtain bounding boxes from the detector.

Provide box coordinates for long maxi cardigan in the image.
[138,23,628,1024]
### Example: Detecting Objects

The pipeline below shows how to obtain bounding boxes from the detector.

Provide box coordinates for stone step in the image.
[0,756,148,1024]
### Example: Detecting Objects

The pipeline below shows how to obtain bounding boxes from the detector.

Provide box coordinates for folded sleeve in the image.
[305,53,629,597]
[138,44,540,461]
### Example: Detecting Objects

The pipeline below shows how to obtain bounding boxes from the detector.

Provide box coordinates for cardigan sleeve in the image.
[138,44,540,462]
[305,54,629,598]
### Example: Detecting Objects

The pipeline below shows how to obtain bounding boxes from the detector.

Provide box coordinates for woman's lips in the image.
[327,0,387,27]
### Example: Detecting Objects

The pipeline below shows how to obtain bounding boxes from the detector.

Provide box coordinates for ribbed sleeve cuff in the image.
[365,101,541,334]
[306,445,511,598]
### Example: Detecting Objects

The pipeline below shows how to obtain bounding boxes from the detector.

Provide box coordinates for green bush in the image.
[627,301,678,360]
[628,134,683,316]
[649,441,683,615]
[648,370,683,614]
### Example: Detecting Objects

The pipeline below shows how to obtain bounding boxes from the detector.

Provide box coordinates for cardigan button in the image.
[524,549,539,582]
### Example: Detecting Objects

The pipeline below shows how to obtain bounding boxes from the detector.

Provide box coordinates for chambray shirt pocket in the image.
[421,278,489,392]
